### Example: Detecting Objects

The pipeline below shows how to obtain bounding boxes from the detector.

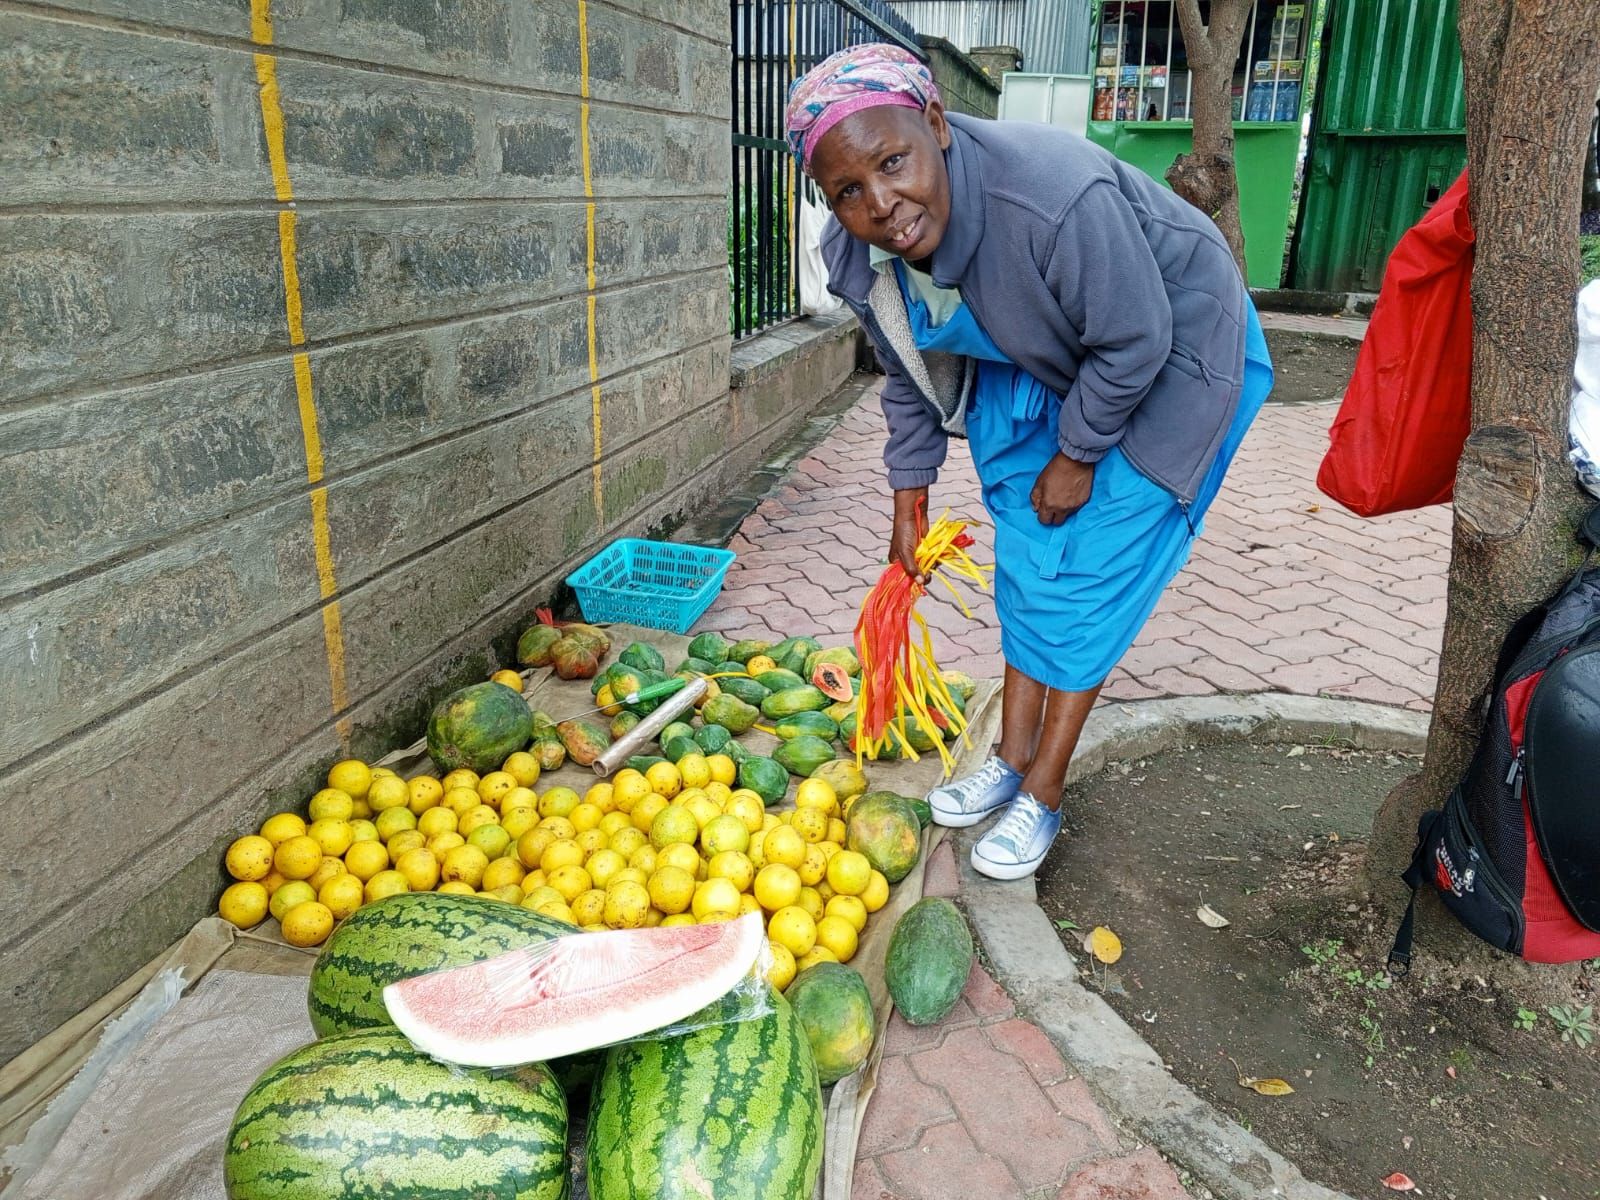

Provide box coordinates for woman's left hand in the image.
[1031,454,1094,525]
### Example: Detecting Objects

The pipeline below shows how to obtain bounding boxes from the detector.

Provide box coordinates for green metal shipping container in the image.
[1291,0,1466,292]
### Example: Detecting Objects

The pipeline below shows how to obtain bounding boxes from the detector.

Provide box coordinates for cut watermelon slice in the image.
[383,912,766,1067]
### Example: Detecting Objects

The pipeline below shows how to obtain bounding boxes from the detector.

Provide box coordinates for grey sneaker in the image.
[927,755,1023,828]
[971,792,1062,880]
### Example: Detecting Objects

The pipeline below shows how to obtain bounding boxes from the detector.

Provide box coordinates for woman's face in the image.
[809,102,952,262]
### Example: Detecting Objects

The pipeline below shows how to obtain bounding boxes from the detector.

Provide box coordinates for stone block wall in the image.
[0,0,747,1061]
[921,35,1002,119]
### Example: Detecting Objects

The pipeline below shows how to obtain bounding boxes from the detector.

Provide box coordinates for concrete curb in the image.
[958,694,1429,1200]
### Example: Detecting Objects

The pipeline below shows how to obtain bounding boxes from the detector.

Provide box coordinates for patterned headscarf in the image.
[785,43,941,172]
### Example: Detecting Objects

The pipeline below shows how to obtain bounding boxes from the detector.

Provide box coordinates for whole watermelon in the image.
[587,990,822,1200]
[886,897,974,1026]
[307,891,570,1037]
[784,963,875,1085]
[426,680,534,775]
[224,1028,567,1200]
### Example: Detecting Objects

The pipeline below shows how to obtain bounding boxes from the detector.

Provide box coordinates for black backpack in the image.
[1391,509,1600,969]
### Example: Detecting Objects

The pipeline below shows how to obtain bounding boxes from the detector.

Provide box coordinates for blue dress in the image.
[897,262,1275,691]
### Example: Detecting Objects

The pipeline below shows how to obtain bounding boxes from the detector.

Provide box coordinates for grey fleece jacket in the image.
[821,112,1248,505]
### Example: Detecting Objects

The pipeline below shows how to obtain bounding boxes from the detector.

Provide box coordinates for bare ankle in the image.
[1020,776,1063,810]
[995,745,1030,774]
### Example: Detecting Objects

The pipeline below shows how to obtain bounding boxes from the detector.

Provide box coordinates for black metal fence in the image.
[729,0,925,338]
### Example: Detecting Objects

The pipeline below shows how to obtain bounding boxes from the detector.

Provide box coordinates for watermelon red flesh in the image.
[385,912,766,1067]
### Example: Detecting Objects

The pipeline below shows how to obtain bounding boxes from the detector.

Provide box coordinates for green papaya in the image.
[722,738,750,764]
[686,632,731,663]
[771,636,822,675]
[677,656,716,675]
[738,756,789,805]
[761,686,830,719]
[719,676,770,707]
[659,721,696,747]
[755,669,807,693]
[627,755,668,773]
[939,670,978,703]
[773,735,836,778]
[811,759,869,803]
[693,724,734,755]
[516,624,563,668]
[610,711,641,741]
[556,718,611,768]
[619,642,665,673]
[804,646,861,680]
[773,711,839,742]
[846,792,922,883]
[663,735,701,763]
[838,713,858,745]
[702,693,760,735]
[886,898,973,1025]
[727,639,771,664]
[823,700,854,724]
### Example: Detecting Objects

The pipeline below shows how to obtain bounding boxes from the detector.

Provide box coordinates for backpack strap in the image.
[1387,809,1442,976]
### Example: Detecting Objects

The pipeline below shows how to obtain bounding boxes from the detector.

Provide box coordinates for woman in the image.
[786,45,1274,880]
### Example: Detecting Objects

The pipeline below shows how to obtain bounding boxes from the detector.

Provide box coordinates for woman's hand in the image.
[890,486,930,582]
[1031,454,1094,525]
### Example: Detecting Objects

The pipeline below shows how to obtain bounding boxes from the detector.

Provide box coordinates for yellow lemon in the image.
[795,778,839,815]
[259,813,307,848]
[575,827,609,857]
[707,850,754,894]
[796,946,839,972]
[569,803,604,834]
[406,775,444,815]
[547,863,592,903]
[656,842,702,878]
[536,901,576,925]
[417,806,458,838]
[327,759,373,800]
[225,835,275,882]
[281,900,335,947]
[320,873,365,920]
[738,893,762,917]
[611,826,647,858]
[705,782,733,807]
[762,813,782,833]
[459,805,500,836]
[684,796,721,831]
[611,770,651,814]
[441,844,489,888]
[538,815,578,841]
[501,807,539,840]
[571,888,608,926]
[746,654,778,675]
[748,831,768,869]
[372,807,416,843]
[768,906,817,958]
[791,807,829,845]
[817,840,842,861]
[645,761,682,800]
[269,880,316,922]
[628,843,658,874]
[522,885,563,910]
[706,754,738,787]
[308,855,347,891]
[349,819,379,844]
[797,844,828,887]
[503,752,541,789]
[677,754,711,791]
[363,871,410,903]
[584,782,616,813]
[476,771,517,808]
[343,840,389,881]
[861,870,890,913]
[727,794,766,835]
[218,881,270,929]
[491,668,524,691]
[647,865,696,914]
[630,794,669,834]
[607,867,648,890]
[826,850,873,897]
[815,880,835,904]
[371,766,397,779]
[396,847,441,892]
[350,798,373,820]
[427,831,466,858]
[480,855,525,891]
[438,880,477,896]
[273,835,323,880]
[309,788,355,822]
[827,818,848,845]
[763,825,806,870]
[645,908,665,927]
[517,828,556,869]
[306,818,353,858]
[766,941,797,991]
[825,894,868,933]
[797,886,826,924]
[440,768,481,793]
[444,786,483,816]
[365,776,408,814]
[523,868,547,892]
[540,839,585,874]
[503,784,538,812]
[701,814,751,857]
[604,881,652,929]
[692,877,742,921]
[754,863,803,912]
[539,787,581,819]
[389,832,431,860]
[650,804,700,850]
[598,811,633,840]
[586,848,628,890]
[467,824,511,860]
[489,884,525,904]
[815,914,859,962]
[661,913,697,928]
[261,869,287,895]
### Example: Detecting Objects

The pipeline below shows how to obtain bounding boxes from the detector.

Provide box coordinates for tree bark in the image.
[1367,0,1600,947]
[1168,0,1253,274]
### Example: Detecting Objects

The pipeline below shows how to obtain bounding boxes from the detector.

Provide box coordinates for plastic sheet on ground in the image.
[0,623,998,1200]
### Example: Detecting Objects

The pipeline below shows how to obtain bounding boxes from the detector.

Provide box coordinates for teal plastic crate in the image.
[565,539,736,634]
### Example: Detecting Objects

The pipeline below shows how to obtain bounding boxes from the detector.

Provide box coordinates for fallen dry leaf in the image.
[1381,1172,1416,1191]
[1087,926,1123,964]
[1196,904,1231,929]
[1241,1076,1296,1096]
[1286,745,1306,757]
[1306,503,1322,513]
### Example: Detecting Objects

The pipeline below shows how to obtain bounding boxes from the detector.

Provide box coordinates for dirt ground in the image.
[1036,741,1600,1200]
[1263,330,1361,404]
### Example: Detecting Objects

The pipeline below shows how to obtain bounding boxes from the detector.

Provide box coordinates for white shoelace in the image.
[951,756,1011,801]
[988,794,1046,851]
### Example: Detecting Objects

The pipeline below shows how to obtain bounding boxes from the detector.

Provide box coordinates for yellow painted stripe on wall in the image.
[253,56,293,202]
[249,0,273,45]
[293,352,323,483]
[276,210,307,345]
[578,0,604,524]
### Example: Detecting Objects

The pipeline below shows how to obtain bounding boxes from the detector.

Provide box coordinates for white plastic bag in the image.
[798,182,843,317]
[1568,280,1600,499]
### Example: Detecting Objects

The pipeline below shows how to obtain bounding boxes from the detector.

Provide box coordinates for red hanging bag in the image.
[1317,171,1474,517]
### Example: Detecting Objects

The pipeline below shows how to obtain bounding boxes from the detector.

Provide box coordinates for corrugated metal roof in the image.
[885,0,1093,75]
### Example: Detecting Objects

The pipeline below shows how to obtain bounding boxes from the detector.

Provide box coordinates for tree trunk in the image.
[1367,1,1600,954]
[1168,0,1253,274]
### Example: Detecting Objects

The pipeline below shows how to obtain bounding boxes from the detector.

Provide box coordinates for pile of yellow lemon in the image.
[217,751,886,992]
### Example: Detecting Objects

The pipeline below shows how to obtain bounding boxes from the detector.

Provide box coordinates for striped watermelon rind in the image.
[586,989,823,1200]
[307,891,570,1038]
[224,1027,569,1200]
